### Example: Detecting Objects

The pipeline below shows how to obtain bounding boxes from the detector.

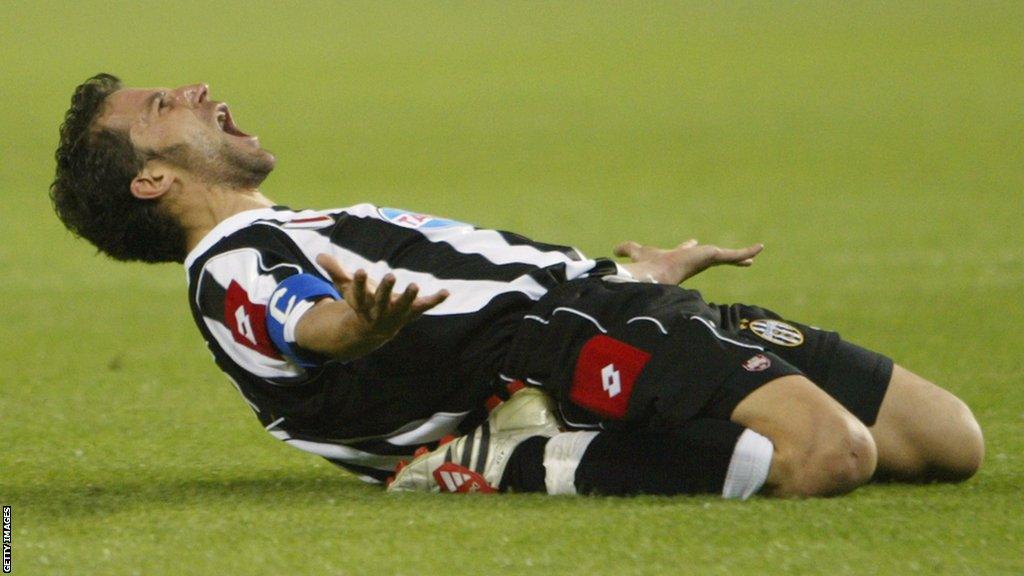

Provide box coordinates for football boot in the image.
[386,386,561,493]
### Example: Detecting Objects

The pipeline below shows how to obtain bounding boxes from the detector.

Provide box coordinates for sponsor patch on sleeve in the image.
[378,207,470,230]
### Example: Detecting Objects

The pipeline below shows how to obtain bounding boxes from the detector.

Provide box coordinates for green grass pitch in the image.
[2,2,1022,574]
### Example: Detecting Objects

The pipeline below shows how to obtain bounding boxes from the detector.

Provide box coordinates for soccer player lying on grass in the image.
[50,74,984,498]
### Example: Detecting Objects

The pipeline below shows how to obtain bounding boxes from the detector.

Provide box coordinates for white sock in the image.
[721,429,774,500]
[543,431,600,495]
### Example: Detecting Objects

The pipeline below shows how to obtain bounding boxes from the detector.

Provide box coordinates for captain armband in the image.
[265,273,341,367]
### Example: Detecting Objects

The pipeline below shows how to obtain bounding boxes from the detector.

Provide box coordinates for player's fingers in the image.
[717,244,764,265]
[351,269,372,315]
[410,289,449,315]
[374,273,396,318]
[316,254,352,288]
[613,241,642,260]
[392,282,419,313]
[734,243,764,262]
[676,239,698,250]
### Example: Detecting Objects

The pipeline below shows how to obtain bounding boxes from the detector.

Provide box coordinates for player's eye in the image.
[157,93,169,111]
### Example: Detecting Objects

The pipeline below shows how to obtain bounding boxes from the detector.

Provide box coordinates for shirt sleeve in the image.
[264,273,340,367]
[192,232,341,380]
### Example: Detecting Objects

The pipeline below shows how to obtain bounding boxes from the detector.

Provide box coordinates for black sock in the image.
[501,420,768,496]
[499,435,550,492]
[574,419,749,495]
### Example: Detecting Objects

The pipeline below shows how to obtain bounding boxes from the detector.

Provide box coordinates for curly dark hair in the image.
[50,73,187,263]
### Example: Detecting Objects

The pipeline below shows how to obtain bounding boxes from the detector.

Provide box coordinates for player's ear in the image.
[130,160,175,200]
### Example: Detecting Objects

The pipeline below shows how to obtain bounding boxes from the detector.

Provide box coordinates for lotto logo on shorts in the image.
[749,319,804,347]
[571,335,651,419]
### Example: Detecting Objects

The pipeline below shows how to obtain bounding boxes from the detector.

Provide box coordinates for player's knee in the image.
[934,397,984,481]
[773,414,877,497]
[904,384,984,482]
[816,418,877,494]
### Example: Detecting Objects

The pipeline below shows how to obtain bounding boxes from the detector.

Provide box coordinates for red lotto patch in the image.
[570,335,651,420]
[225,281,281,359]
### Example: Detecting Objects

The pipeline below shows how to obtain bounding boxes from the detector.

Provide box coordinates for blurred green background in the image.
[1,2,1022,574]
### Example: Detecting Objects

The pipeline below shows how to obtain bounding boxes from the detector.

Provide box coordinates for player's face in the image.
[97,83,276,188]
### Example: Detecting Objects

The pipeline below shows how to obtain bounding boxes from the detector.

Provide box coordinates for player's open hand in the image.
[613,239,764,285]
[316,254,449,338]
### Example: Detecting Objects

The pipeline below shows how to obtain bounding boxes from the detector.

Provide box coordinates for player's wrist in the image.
[619,262,661,283]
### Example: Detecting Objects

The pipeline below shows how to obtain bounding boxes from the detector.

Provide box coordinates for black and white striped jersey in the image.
[185,204,619,482]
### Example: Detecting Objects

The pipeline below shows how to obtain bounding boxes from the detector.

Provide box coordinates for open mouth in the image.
[215,104,252,138]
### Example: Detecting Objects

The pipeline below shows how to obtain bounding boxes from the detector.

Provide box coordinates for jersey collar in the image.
[183,207,284,270]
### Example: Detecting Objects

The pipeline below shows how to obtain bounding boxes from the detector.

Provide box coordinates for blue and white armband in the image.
[265,273,341,367]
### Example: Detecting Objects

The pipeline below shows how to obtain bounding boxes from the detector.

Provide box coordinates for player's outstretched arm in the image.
[294,254,449,362]
[614,239,764,285]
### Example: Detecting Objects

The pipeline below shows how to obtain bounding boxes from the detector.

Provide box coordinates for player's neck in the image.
[179,185,276,254]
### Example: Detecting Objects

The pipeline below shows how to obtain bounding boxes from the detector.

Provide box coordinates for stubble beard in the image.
[159,138,275,190]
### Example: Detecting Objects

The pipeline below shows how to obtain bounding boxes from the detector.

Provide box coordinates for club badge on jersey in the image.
[748,319,805,347]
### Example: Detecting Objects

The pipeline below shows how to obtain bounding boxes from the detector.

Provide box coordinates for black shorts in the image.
[501,277,893,429]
